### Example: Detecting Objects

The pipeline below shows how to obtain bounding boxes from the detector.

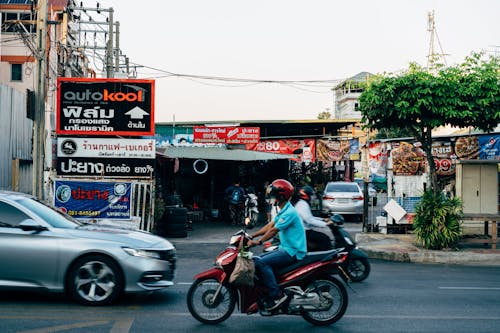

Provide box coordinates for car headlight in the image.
[122,247,161,259]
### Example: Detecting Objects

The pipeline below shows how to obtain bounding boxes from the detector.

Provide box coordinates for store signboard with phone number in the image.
[54,180,131,220]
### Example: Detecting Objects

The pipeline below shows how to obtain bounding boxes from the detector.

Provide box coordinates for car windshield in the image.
[326,183,359,192]
[16,198,82,229]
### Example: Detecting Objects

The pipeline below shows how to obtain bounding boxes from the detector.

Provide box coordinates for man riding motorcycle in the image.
[247,179,307,311]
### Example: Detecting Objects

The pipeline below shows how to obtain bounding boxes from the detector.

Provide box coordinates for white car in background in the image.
[321,181,364,221]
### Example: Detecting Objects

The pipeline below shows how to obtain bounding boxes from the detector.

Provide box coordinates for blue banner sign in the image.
[54,180,131,220]
[479,134,500,160]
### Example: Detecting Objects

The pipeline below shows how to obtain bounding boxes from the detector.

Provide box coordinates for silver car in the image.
[321,181,364,221]
[0,191,176,305]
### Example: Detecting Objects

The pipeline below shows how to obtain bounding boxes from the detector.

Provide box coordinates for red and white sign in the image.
[193,126,260,144]
[246,139,315,163]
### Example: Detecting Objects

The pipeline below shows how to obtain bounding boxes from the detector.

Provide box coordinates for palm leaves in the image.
[413,190,463,250]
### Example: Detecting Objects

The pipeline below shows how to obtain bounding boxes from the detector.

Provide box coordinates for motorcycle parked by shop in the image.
[244,191,259,228]
[187,228,349,326]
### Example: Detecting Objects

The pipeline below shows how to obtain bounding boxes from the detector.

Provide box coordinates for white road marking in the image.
[439,287,500,290]
[14,320,110,333]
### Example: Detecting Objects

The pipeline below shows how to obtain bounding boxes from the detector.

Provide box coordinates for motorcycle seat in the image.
[276,249,342,276]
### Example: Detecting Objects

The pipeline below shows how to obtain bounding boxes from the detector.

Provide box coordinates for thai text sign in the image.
[57,138,155,159]
[54,180,131,220]
[56,157,154,178]
[193,126,260,144]
[56,78,155,136]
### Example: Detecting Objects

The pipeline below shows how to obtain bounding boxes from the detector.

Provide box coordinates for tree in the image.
[317,111,332,120]
[359,53,500,192]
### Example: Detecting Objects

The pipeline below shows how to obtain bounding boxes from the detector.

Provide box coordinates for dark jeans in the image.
[254,249,296,299]
[228,203,244,225]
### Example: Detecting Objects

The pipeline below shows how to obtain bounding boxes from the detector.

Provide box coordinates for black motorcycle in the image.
[328,214,370,282]
[263,214,370,283]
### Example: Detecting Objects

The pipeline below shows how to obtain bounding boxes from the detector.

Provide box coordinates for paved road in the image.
[1,244,500,333]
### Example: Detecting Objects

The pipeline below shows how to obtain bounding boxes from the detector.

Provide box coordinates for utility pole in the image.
[106,7,114,78]
[426,10,447,71]
[33,0,48,198]
[115,21,120,72]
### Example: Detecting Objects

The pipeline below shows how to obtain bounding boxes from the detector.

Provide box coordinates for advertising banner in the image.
[391,142,426,175]
[56,157,154,177]
[245,139,315,163]
[479,134,500,160]
[54,180,131,220]
[316,138,360,163]
[56,78,154,136]
[57,138,155,159]
[193,126,260,144]
[432,140,455,176]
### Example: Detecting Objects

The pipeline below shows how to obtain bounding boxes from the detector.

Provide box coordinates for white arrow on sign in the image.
[125,106,149,119]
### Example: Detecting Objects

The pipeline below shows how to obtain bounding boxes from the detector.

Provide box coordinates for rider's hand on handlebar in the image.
[246,239,260,247]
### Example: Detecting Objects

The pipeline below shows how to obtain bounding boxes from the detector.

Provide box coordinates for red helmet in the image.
[268,179,294,202]
[298,186,315,202]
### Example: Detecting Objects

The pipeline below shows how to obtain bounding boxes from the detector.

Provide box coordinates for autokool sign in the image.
[56,78,154,136]
[54,180,131,220]
[57,138,155,159]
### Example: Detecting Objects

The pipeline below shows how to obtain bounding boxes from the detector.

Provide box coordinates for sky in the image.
[91,0,499,123]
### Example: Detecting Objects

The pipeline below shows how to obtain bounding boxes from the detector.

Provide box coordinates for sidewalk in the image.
[170,220,500,266]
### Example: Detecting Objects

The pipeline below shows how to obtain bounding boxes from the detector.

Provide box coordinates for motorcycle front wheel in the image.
[187,278,236,325]
[346,257,371,282]
[301,277,348,326]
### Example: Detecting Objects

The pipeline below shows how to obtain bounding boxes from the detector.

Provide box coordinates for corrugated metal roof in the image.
[157,146,296,161]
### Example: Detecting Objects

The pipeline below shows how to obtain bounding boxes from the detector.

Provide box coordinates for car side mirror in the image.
[19,219,48,232]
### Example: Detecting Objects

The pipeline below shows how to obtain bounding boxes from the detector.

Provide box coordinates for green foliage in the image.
[413,190,463,250]
[358,52,500,191]
[317,111,332,120]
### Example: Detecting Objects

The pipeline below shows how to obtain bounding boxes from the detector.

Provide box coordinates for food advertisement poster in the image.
[391,142,426,176]
[245,139,315,163]
[391,135,492,176]
[368,141,389,178]
[432,140,455,176]
[54,180,131,220]
[316,138,360,163]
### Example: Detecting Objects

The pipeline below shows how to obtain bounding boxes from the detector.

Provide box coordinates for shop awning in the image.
[157,146,297,161]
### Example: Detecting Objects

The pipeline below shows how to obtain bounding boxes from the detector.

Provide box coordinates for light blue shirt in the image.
[274,202,307,260]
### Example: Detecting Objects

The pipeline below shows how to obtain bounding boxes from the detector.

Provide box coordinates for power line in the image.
[129,62,344,88]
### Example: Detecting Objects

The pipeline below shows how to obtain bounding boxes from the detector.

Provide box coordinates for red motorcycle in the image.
[187,229,349,326]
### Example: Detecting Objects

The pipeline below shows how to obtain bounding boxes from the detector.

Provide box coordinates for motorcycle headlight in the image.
[343,236,354,246]
[122,247,161,259]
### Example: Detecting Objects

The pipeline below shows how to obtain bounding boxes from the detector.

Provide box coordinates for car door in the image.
[0,201,60,289]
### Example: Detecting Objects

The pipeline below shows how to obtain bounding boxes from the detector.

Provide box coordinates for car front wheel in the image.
[68,255,124,305]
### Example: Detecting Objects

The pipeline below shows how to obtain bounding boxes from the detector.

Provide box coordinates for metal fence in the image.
[0,85,33,193]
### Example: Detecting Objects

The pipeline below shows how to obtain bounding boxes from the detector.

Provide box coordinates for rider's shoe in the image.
[265,293,288,311]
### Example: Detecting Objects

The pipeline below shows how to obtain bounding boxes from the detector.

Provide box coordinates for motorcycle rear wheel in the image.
[187,278,236,325]
[346,257,371,282]
[301,277,348,326]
